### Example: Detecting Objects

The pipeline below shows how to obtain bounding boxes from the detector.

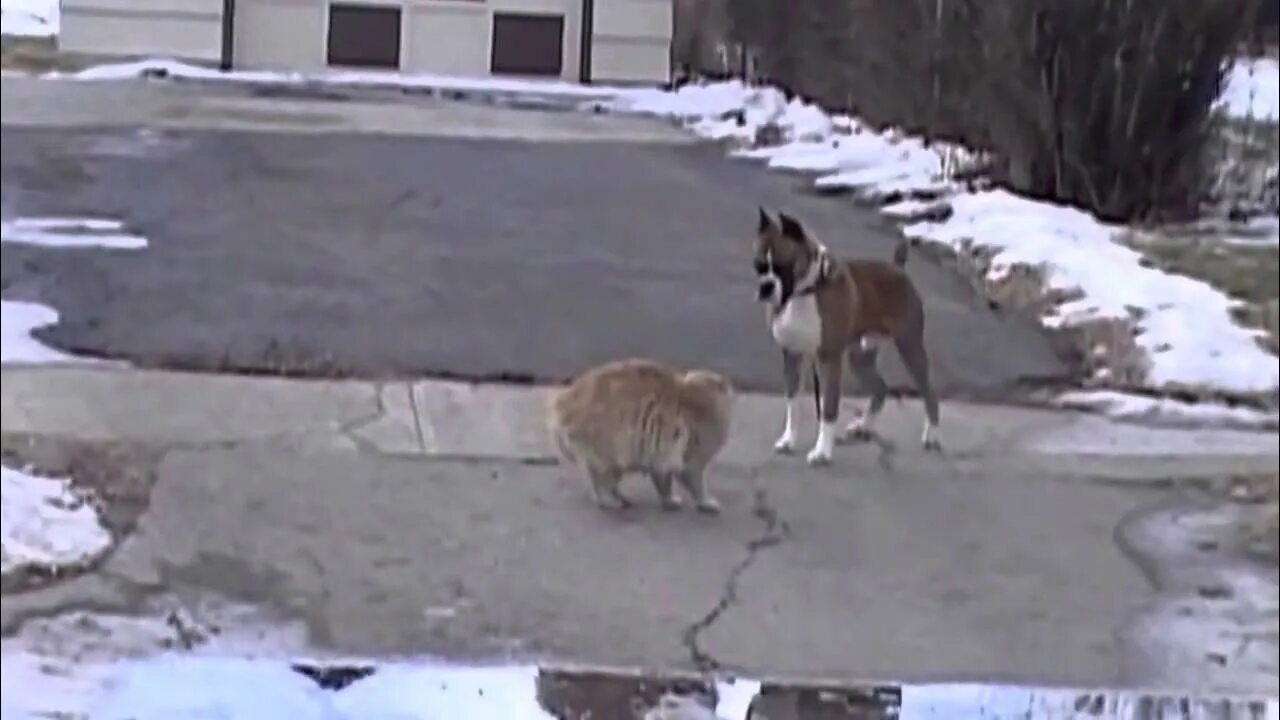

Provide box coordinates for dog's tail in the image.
[892,239,910,267]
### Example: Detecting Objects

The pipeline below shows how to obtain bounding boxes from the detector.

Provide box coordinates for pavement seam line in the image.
[405,383,429,454]
[680,485,789,673]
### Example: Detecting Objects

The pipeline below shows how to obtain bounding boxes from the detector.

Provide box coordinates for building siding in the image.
[60,0,672,84]
[61,0,224,61]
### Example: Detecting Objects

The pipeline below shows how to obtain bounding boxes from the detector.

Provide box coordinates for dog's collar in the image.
[792,244,834,296]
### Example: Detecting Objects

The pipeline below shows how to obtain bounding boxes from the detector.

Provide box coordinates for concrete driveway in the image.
[1,76,1071,399]
[3,367,1277,691]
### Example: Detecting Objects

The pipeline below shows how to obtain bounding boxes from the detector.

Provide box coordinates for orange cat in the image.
[547,358,734,513]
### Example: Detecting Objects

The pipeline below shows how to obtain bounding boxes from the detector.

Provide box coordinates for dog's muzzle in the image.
[757,278,777,302]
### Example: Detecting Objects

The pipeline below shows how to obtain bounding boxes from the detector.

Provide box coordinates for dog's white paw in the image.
[774,432,796,454]
[806,421,836,465]
[839,407,880,440]
[805,445,832,466]
[841,416,875,442]
[921,422,942,452]
[695,497,722,515]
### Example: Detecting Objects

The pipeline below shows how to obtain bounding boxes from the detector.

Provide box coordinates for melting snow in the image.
[2,217,149,250]
[1217,57,1280,122]
[0,465,112,577]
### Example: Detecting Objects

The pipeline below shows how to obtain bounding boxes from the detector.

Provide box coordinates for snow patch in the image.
[0,464,112,576]
[60,57,626,100]
[0,0,57,37]
[2,602,1275,720]
[0,299,85,364]
[1057,390,1279,431]
[1,215,149,364]
[714,677,761,719]
[2,216,149,249]
[333,663,554,720]
[99,657,337,720]
[1028,412,1278,458]
[1217,57,1280,122]
[902,684,1278,719]
[609,82,971,199]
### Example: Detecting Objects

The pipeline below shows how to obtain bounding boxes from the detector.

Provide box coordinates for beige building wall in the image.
[591,0,670,83]
[60,0,224,61]
[401,3,489,76]
[233,0,327,72]
[61,0,671,84]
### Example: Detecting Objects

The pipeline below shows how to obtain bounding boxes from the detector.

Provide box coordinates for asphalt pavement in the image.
[1,76,1072,399]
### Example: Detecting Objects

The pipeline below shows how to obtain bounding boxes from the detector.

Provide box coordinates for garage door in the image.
[328,3,401,70]
[490,12,564,77]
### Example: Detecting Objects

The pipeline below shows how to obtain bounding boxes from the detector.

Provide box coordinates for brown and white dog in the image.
[753,207,941,465]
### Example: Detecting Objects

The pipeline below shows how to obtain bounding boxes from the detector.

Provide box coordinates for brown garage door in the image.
[327,3,401,70]
[490,12,564,77]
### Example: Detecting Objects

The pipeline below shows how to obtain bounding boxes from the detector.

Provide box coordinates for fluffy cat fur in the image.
[547,358,734,513]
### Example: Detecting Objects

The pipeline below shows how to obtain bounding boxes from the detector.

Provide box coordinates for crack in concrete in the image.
[680,485,789,673]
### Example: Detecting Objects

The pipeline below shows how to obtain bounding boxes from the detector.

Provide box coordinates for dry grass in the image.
[1122,226,1279,356]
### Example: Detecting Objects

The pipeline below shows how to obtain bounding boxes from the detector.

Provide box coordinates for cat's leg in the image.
[588,466,629,509]
[677,469,721,515]
[650,472,683,510]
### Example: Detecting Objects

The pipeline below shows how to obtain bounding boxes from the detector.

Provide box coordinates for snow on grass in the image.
[605,78,1279,399]
[1056,390,1279,431]
[0,0,56,37]
[1217,57,1280,122]
[1,216,149,249]
[59,57,627,100]
[0,465,112,576]
[903,190,1279,395]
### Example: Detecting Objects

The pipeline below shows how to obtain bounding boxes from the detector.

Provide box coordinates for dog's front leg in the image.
[774,349,804,454]
[806,352,843,466]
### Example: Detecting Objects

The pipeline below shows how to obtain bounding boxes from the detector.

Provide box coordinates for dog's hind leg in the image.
[843,340,889,442]
[895,335,941,451]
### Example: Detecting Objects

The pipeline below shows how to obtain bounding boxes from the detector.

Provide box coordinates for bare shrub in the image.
[721,0,1261,223]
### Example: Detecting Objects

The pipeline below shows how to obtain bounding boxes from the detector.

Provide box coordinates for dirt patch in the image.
[0,37,87,73]
[0,433,163,593]
[1221,473,1280,562]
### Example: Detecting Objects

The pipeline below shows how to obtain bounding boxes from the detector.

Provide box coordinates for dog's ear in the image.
[757,206,776,233]
[777,212,807,242]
